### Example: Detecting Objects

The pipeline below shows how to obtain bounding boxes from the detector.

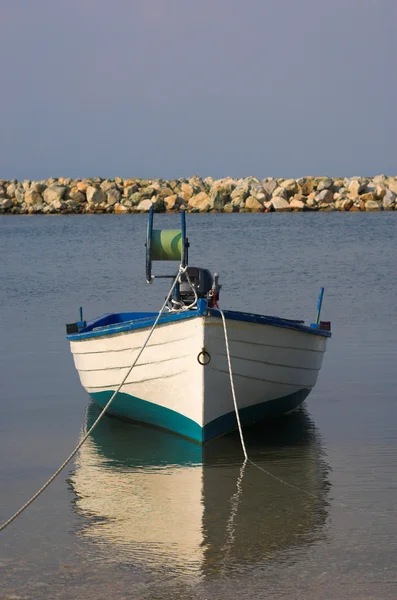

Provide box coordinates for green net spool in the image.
[151,229,183,261]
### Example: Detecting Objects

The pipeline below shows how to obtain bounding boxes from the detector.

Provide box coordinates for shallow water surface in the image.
[1,213,396,599]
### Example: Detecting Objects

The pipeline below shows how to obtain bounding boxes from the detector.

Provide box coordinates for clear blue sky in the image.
[0,0,396,180]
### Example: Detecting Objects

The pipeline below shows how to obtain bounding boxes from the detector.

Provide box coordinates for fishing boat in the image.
[66,210,331,443]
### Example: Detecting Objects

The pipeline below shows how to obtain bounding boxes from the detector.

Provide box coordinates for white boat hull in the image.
[70,313,328,442]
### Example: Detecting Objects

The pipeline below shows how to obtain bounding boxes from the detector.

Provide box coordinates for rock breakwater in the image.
[0,175,396,214]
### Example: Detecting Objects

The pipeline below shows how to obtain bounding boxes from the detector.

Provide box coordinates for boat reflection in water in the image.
[70,403,330,578]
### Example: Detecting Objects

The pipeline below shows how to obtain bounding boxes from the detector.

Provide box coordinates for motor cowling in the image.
[178,267,221,307]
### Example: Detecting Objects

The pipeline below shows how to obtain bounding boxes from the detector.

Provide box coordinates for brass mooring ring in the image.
[197,348,211,366]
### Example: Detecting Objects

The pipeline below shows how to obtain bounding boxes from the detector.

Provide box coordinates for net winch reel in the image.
[145,208,221,309]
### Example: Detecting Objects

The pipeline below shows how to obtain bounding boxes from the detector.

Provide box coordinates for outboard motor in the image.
[176,267,221,308]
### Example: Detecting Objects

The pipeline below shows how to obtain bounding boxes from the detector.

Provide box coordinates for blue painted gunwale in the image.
[66,305,331,341]
[207,308,331,337]
[91,387,311,443]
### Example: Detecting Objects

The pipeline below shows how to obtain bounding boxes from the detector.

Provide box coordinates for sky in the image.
[0,0,396,180]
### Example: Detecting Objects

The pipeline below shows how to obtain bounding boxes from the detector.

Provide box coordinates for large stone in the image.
[51,199,68,211]
[231,185,249,201]
[189,175,204,188]
[262,179,278,196]
[387,178,397,195]
[180,182,194,200]
[68,188,86,203]
[157,186,175,199]
[375,185,386,199]
[136,199,153,212]
[347,178,365,197]
[342,198,353,211]
[123,184,139,197]
[272,187,288,200]
[86,186,106,204]
[209,187,231,210]
[76,181,89,192]
[333,178,345,190]
[135,188,154,202]
[315,189,334,204]
[31,181,46,193]
[317,177,333,192]
[15,187,25,203]
[7,182,16,197]
[245,176,259,186]
[333,191,346,202]
[189,192,211,211]
[334,199,344,211]
[305,194,318,209]
[272,197,292,212]
[373,174,387,185]
[43,184,67,204]
[383,189,396,210]
[0,198,13,209]
[289,198,305,210]
[152,196,166,212]
[360,192,376,203]
[146,186,159,198]
[164,194,186,211]
[297,178,315,196]
[106,188,121,206]
[248,184,261,198]
[280,179,298,195]
[25,190,43,205]
[164,194,178,210]
[365,200,381,211]
[100,180,116,192]
[128,192,143,206]
[231,197,245,209]
[245,196,263,211]
[213,177,236,193]
[263,200,273,211]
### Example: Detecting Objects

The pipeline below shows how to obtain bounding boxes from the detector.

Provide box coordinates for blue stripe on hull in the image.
[203,388,310,442]
[90,388,311,444]
[90,391,202,442]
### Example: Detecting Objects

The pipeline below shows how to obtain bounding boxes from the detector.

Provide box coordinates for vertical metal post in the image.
[316,287,324,325]
[146,208,154,283]
[180,210,188,268]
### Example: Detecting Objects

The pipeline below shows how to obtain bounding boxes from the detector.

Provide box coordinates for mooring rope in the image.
[0,266,188,533]
[217,309,248,462]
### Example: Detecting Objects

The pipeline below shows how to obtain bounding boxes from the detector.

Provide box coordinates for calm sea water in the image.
[0,213,396,600]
